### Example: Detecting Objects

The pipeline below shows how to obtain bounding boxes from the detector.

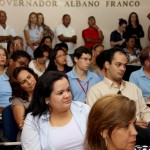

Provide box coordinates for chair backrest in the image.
[2,105,19,142]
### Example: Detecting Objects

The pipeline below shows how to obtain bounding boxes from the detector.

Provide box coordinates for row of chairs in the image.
[0,105,21,149]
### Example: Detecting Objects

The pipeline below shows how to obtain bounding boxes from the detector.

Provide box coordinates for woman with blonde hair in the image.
[37,12,54,39]
[24,12,43,58]
[85,94,137,150]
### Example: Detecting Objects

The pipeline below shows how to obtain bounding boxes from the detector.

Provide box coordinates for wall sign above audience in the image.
[0,0,140,7]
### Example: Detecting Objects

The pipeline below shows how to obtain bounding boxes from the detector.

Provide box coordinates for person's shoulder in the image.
[130,68,142,76]
[71,101,90,111]
[89,71,100,81]
[55,24,63,29]
[125,80,140,88]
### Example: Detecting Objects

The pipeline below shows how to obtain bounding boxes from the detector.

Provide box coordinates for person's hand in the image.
[130,58,138,64]
[119,39,125,45]
[93,25,100,31]
[136,120,148,128]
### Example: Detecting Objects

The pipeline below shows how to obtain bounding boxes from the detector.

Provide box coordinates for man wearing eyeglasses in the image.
[6,50,31,83]
[10,36,24,52]
[87,47,150,145]
[67,46,100,103]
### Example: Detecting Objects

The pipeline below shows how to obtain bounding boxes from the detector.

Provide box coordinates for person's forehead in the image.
[81,53,92,57]
[13,39,23,44]
[64,15,70,19]
[0,12,6,17]
[18,57,29,63]
[113,52,127,61]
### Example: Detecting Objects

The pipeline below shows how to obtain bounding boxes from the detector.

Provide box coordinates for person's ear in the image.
[74,57,78,63]
[9,59,14,66]
[45,98,49,105]
[105,61,110,70]
[101,129,108,138]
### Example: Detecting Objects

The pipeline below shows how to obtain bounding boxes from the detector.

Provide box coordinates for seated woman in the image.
[40,36,53,49]
[11,67,38,140]
[29,44,50,77]
[37,13,54,40]
[21,71,90,149]
[46,48,72,73]
[110,18,127,49]
[24,12,43,58]
[123,36,141,65]
[89,43,104,72]
[85,94,137,150]
[0,46,12,113]
[54,42,73,67]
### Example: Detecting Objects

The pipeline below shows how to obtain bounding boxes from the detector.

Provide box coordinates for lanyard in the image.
[77,79,89,95]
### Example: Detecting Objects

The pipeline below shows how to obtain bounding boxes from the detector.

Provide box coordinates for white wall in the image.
[1,0,150,49]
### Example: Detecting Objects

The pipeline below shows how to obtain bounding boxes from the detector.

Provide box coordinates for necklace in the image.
[36,60,44,72]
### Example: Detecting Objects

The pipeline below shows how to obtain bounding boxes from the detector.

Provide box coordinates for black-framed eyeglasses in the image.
[79,57,92,62]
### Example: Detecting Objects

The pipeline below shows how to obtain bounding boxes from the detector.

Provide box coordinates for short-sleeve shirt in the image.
[55,24,76,54]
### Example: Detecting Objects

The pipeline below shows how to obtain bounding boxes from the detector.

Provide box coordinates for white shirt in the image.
[29,60,49,77]
[55,24,76,54]
[0,24,16,48]
[50,117,83,150]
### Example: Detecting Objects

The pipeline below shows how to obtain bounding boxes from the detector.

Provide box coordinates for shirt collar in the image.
[104,77,126,89]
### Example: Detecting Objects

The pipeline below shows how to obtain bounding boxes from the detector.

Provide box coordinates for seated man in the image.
[67,46,100,102]
[82,16,104,48]
[87,47,150,145]
[8,36,24,57]
[129,46,150,102]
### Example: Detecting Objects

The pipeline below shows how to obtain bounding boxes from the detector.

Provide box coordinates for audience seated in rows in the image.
[21,71,90,149]
[87,47,150,145]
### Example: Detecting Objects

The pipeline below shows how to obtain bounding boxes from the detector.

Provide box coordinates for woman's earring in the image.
[105,138,107,147]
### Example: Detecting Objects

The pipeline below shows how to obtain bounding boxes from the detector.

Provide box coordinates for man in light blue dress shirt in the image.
[67,46,100,103]
[129,46,150,102]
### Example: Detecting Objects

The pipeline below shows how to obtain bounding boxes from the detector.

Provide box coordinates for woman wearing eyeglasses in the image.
[0,46,12,113]
[46,47,72,73]
[11,67,38,141]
